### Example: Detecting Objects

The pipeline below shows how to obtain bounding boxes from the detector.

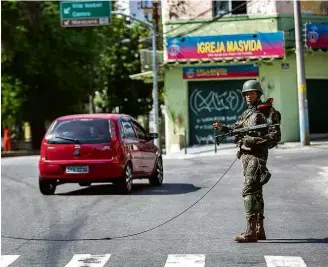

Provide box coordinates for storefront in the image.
[186,66,257,146]
[163,22,328,152]
[152,11,328,153]
[163,31,286,151]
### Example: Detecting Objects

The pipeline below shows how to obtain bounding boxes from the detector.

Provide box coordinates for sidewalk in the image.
[1,150,40,158]
[163,143,236,159]
[276,140,328,149]
[163,140,328,159]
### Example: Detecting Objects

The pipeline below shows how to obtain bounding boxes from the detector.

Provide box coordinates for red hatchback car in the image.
[38,114,163,195]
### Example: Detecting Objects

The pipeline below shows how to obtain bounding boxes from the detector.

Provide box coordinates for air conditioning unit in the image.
[139,49,164,73]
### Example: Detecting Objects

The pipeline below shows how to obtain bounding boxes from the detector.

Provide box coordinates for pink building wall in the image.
[162,0,328,23]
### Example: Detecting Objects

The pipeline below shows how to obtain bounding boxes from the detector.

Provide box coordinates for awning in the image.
[164,56,284,66]
[129,70,164,83]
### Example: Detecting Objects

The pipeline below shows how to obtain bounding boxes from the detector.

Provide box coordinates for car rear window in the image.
[46,118,113,144]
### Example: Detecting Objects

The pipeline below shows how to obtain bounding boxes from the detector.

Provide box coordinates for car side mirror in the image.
[147,132,158,140]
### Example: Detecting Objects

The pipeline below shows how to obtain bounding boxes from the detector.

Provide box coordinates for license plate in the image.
[66,165,89,174]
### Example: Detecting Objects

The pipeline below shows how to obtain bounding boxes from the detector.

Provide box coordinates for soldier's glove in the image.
[242,135,256,147]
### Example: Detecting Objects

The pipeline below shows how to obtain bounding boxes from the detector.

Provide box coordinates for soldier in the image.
[213,80,281,243]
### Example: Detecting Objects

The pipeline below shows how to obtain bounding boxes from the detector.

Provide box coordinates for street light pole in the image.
[151,24,160,148]
[111,11,160,148]
[293,0,310,146]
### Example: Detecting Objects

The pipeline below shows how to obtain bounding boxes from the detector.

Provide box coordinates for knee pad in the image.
[244,195,260,215]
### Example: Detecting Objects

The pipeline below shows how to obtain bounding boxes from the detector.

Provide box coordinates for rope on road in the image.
[2,157,238,242]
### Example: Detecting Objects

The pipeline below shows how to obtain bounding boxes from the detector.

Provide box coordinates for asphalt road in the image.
[1,146,328,267]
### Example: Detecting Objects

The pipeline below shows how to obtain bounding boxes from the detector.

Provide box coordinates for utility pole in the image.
[152,0,160,149]
[153,0,160,47]
[293,0,310,146]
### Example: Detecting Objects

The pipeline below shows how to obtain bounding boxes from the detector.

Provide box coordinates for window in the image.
[131,120,147,140]
[46,119,111,144]
[140,0,152,9]
[109,120,116,139]
[212,0,247,17]
[121,120,137,139]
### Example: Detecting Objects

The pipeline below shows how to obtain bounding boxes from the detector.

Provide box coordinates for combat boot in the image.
[257,216,266,240]
[234,217,258,243]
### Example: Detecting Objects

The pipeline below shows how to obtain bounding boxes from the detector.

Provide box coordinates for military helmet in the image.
[242,80,263,95]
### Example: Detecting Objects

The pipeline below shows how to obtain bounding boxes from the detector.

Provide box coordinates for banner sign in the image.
[167,32,285,60]
[183,65,259,80]
[305,23,328,49]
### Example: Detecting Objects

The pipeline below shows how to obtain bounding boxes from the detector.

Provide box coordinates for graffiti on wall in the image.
[190,89,245,116]
[189,87,247,145]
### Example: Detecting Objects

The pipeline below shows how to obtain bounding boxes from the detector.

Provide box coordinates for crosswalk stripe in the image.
[164,254,206,267]
[0,253,309,266]
[0,255,20,267]
[64,254,111,267]
[264,256,307,267]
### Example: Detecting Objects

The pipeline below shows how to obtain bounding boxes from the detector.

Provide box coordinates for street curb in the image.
[163,142,328,160]
[2,141,327,160]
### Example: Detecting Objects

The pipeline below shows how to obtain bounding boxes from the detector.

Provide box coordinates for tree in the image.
[2,2,103,148]
[1,1,153,149]
[92,16,153,117]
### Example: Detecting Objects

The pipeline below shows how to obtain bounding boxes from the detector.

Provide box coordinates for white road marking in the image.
[164,254,205,267]
[264,256,307,267]
[64,254,111,267]
[0,255,20,267]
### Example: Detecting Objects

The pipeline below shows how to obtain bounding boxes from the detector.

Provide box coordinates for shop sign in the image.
[305,23,328,49]
[166,32,285,60]
[183,65,259,80]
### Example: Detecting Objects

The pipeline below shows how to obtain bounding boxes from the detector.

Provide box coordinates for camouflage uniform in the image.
[218,80,281,242]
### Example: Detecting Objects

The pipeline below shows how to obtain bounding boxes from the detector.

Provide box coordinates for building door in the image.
[306,79,328,134]
[188,80,248,146]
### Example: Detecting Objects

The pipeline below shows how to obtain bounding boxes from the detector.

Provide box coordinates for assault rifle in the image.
[214,123,280,146]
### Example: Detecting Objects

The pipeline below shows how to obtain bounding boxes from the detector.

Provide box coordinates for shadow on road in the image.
[263,237,328,244]
[56,183,202,196]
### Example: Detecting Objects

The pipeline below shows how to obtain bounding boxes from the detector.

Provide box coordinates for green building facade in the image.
[162,14,328,153]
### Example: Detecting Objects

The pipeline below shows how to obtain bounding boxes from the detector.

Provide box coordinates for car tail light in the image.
[40,140,48,161]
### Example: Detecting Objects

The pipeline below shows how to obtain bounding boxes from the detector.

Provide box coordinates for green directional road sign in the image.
[60,1,111,27]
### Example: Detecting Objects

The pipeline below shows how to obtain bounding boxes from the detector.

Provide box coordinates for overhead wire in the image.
[163,6,214,36]
[165,1,248,39]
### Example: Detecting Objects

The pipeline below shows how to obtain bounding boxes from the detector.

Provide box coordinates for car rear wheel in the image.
[117,163,133,194]
[149,157,163,186]
[39,178,56,195]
